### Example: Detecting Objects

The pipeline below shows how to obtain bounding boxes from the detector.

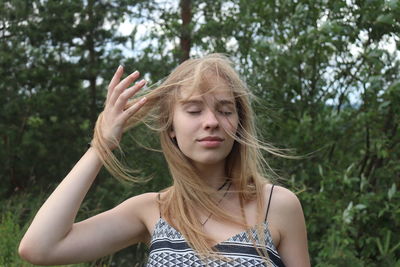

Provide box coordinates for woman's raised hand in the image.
[100,65,147,150]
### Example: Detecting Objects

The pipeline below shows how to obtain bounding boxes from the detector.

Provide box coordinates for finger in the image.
[114,79,146,111]
[109,71,140,105]
[106,65,124,103]
[120,97,147,122]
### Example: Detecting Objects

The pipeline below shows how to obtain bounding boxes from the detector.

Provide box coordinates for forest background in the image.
[1,0,399,266]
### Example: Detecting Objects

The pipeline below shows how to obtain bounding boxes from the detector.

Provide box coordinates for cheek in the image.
[223,116,239,135]
[170,114,194,141]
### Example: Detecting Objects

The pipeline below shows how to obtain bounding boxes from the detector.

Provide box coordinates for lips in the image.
[198,136,224,142]
[197,136,224,148]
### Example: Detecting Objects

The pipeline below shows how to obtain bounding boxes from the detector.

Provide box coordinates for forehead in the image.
[178,75,234,101]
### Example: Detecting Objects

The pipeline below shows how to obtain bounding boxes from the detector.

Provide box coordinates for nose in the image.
[203,109,219,130]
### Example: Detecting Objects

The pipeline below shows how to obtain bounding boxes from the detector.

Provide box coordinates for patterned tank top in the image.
[146,185,285,267]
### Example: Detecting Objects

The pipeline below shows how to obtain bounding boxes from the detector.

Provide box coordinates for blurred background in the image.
[1,0,399,266]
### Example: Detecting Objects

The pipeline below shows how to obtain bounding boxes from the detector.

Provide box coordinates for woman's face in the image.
[170,77,239,167]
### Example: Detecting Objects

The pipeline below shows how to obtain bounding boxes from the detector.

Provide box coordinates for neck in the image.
[192,160,228,190]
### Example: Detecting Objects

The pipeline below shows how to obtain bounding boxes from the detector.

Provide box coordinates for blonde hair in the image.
[93,53,290,262]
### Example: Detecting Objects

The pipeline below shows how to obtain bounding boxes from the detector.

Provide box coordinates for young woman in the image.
[19,54,310,266]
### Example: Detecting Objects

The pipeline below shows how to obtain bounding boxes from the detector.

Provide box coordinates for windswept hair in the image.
[93,53,291,262]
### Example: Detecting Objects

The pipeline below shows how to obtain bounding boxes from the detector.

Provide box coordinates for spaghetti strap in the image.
[265,184,275,221]
[157,193,161,218]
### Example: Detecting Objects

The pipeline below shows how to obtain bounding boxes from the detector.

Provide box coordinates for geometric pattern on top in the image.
[146,218,285,267]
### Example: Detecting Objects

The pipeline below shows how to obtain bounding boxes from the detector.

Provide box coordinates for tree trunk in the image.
[180,0,191,62]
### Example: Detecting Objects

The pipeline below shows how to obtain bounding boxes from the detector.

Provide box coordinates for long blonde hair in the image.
[93,53,290,260]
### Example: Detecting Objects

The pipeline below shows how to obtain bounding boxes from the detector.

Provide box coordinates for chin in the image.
[190,156,226,166]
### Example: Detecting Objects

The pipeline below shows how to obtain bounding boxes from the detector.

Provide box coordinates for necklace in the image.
[216,178,230,191]
[201,179,232,227]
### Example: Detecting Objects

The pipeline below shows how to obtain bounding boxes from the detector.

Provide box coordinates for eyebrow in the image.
[217,100,235,106]
[180,99,235,106]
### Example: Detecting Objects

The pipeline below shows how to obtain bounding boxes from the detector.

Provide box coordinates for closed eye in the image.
[218,110,233,116]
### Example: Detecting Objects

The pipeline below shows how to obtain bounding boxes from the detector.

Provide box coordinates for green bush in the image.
[0,211,23,266]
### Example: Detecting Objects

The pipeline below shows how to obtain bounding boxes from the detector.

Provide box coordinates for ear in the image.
[169,127,175,138]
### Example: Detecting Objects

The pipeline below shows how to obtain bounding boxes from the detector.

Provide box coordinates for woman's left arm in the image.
[273,186,310,267]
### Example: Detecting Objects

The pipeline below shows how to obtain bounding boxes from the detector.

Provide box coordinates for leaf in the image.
[388,183,397,200]
[389,240,400,254]
[384,230,391,254]
[355,204,367,210]
[376,14,394,25]
[379,101,391,110]
[360,175,367,192]
[386,0,399,10]
[343,201,354,224]
[376,236,385,256]
[346,163,355,175]
[318,164,324,177]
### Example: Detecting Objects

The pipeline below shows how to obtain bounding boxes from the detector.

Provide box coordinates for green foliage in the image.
[0,212,21,266]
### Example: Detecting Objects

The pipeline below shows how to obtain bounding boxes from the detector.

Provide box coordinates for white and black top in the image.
[146,185,285,267]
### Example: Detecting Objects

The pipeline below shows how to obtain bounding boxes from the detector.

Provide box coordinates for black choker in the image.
[217,178,230,191]
[201,179,232,226]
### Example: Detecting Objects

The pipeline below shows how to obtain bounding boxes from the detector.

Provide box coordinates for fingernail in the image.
[118,65,123,70]
[139,79,146,85]
[132,71,139,76]
[140,97,147,103]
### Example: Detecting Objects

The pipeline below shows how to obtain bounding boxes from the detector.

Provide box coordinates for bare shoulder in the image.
[263,184,310,266]
[264,184,303,214]
[264,184,304,223]
[122,192,158,205]
[116,192,160,222]
[262,184,306,237]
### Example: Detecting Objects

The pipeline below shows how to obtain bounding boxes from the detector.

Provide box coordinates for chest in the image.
[147,218,285,267]
[199,196,281,248]
[145,196,281,249]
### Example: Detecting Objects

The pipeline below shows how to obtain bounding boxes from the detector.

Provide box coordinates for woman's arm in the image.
[272,186,310,267]
[19,66,149,265]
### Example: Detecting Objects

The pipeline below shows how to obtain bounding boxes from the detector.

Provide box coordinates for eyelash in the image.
[219,111,232,116]
[187,111,232,116]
